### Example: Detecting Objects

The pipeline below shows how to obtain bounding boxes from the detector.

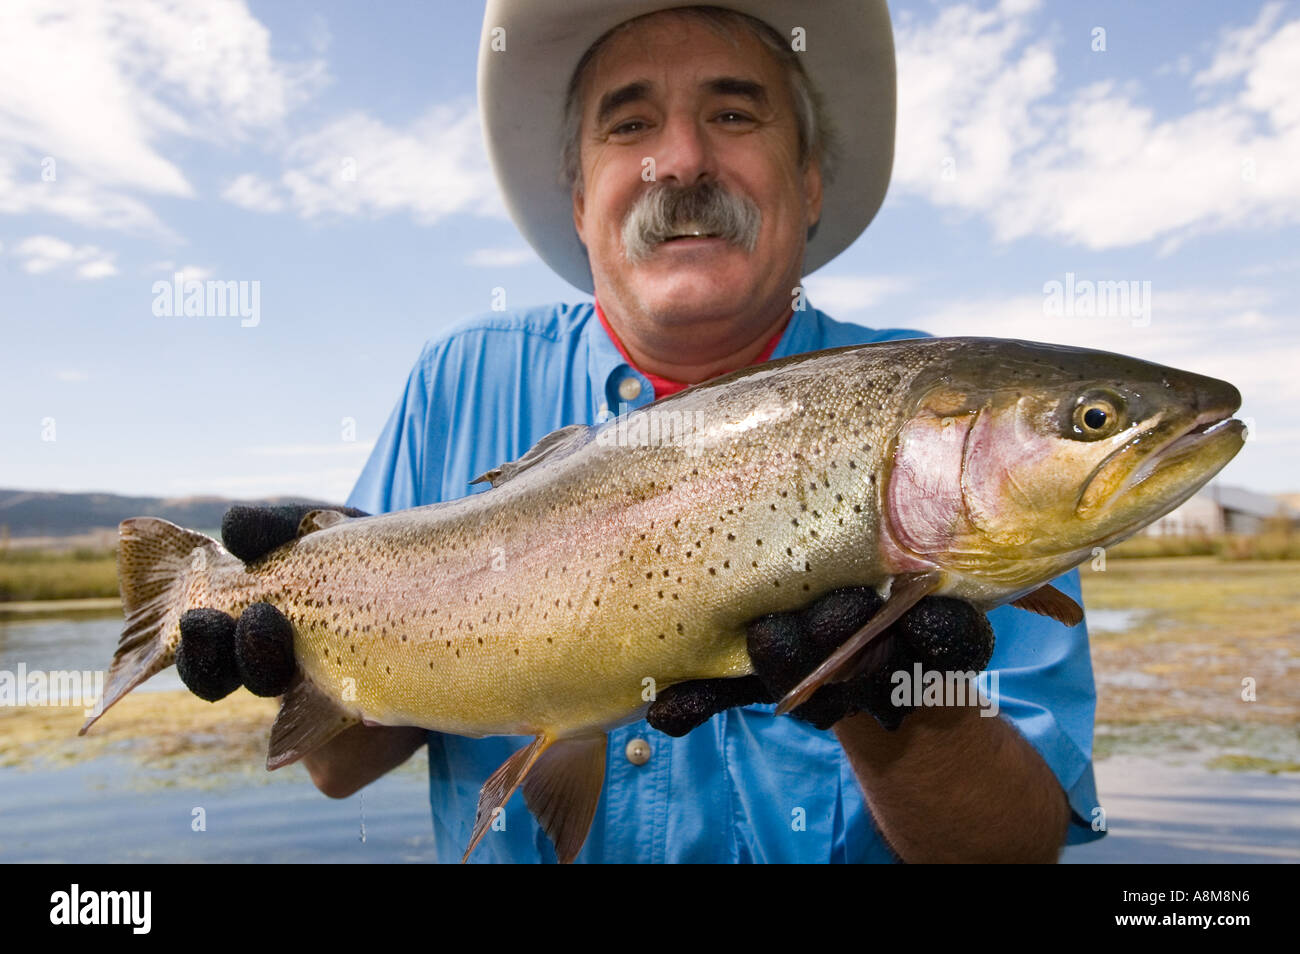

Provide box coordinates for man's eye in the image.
[610,119,647,135]
[716,110,754,124]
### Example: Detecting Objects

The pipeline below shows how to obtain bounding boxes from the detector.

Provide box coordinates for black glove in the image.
[175,504,367,702]
[647,588,995,735]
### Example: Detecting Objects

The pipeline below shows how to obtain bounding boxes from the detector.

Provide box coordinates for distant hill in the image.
[0,489,332,541]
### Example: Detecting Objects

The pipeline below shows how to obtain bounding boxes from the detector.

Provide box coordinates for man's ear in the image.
[804,155,824,229]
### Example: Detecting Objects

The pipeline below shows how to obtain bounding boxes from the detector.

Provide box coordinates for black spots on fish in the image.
[546,637,553,643]
[477,637,484,645]
[658,590,665,599]
[658,633,666,640]
[869,474,877,485]
[593,598,600,606]
[770,503,777,511]
[849,459,857,469]
[726,532,736,541]
[676,622,685,634]
[645,572,654,580]
[708,567,717,575]
[723,560,730,569]
[633,603,640,610]
[756,538,763,546]
[350,643,356,654]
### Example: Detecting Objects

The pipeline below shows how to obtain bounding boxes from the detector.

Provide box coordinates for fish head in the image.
[882,338,1246,600]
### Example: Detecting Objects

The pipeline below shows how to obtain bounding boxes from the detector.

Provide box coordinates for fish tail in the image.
[80,517,233,734]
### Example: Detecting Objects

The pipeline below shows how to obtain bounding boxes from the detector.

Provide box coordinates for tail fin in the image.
[79,517,225,735]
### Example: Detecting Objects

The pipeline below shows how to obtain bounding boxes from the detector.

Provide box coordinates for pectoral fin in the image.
[463,732,608,864]
[775,570,942,715]
[266,674,360,770]
[1010,583,1083,626]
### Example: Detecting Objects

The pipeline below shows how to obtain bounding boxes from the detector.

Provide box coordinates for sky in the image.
[1,0,1297,503]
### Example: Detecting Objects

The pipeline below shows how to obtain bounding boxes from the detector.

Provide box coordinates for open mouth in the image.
[1132,411,1244,481]
[660,231,720,243]
[1078,407,1245,517]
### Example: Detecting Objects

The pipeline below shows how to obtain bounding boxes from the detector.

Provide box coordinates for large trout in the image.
[82,337,1245,861]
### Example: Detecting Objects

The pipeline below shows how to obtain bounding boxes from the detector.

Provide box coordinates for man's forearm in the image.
[834,705,1070,863]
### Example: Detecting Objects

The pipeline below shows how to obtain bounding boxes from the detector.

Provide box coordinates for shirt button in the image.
[625,738,651,766]
[618,377,642,401]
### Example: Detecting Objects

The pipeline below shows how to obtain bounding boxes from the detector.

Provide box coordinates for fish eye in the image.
[1069,390,1124,441]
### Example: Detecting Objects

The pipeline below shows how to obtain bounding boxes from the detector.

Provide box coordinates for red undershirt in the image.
[595,299,788,398]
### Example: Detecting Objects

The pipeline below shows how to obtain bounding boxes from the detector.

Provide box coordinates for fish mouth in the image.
[1077,407,1245,518]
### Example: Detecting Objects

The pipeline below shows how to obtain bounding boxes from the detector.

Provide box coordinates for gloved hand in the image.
[175,504,368,702]
[647,587,995,736]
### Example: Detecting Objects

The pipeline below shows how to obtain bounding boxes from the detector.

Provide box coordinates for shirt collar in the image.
[586,297,815,410]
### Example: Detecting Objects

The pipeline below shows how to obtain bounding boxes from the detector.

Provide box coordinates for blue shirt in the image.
[347,300,1106,862]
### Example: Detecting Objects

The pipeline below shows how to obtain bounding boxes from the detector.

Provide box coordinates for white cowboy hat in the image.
[478,0,896,294]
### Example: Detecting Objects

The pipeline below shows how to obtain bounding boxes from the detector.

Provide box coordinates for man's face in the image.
[572,13,823,330]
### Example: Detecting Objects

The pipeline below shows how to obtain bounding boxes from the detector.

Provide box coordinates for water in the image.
[1085,608,1144,633]
[0,611,182,694]
[0,757,436,863]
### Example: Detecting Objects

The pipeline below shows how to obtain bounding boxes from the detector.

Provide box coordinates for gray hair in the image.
[560,6,840,197]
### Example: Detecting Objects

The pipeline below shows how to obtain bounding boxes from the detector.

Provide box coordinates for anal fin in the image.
[523,734,607,864]
[1011,583,1083,627]
[463,732,608,864]
[267,674,360,770]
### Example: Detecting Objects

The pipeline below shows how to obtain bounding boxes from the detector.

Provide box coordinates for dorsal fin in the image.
[297,509,353,537]
[1011,583,1083,626]
[470,423,590,488]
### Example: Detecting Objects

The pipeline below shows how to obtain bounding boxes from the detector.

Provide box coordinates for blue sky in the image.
[2,0,1297,502]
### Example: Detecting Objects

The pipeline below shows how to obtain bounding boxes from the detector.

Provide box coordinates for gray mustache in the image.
[622,181,762,263]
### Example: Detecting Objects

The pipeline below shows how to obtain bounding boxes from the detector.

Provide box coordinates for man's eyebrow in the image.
[595,81,651,127]
[704,76,769,107]
[593,76,769,127]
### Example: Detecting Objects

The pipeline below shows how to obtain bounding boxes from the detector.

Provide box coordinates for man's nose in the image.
[653,112,717,186]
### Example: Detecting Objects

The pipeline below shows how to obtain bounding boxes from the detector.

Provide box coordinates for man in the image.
[215,1,1106,862]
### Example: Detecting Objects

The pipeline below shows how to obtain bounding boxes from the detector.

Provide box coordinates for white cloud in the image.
[144,261,213,282]
[280,103,502,224]
[892,1,1300,249]
[222,173,286,213]
[14,235,117,279]
[465,247,539,267]
[236,442,375,457]
[0,0,324,235]
[56,370,89,383]
[800,275,910,314]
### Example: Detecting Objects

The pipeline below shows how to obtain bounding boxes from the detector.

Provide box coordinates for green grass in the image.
[0,547,119,601]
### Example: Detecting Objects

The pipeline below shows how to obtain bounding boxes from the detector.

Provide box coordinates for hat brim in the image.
[479,0,895,294]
